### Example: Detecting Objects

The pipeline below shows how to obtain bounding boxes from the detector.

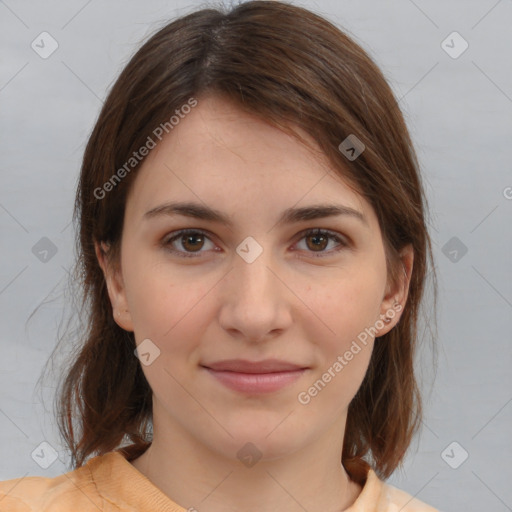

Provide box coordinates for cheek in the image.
[298,277,380,411]
[124,258,214,356]
[310,267,385,346]
[124,267,171,337]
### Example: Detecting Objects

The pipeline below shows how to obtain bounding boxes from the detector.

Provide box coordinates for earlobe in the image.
[94,241,134,332]
[376,244,414,337]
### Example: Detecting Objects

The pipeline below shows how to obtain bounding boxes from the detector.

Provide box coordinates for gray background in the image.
[1,1,511,511]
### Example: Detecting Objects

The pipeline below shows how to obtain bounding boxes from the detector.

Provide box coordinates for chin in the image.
[204,421,306,463]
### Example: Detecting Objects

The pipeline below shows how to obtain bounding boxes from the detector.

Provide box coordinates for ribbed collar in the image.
[86,448,384,511]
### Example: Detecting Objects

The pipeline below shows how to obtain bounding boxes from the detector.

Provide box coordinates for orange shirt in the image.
[0,447,439,511]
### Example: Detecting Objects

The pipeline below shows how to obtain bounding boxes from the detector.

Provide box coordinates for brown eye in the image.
[163,229,215,258]
[305,232,329,251]
[180,232,205,252]
[294,228,347,257]
[162,227,347,259]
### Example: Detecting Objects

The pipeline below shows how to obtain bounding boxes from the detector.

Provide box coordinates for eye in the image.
[162,229,216,258]
[292,228,348,257]
[161,228,348,258]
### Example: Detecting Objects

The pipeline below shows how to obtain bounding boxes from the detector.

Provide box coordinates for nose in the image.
[217,245,293,343]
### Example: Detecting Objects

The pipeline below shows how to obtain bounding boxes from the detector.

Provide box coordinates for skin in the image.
[96,94,413,512]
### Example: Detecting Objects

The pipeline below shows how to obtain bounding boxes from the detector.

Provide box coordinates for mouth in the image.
[200,359,309,394]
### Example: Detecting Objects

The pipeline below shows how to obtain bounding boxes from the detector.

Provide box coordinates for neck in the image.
[130,417,362,512]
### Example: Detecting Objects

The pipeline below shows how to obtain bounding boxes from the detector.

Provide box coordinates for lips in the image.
[202,359,307,373]
[201,359,308,393]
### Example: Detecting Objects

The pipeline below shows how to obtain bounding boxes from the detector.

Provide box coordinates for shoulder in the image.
[379,482,440,511]
[359,469,440,512]
[0,458,105,511]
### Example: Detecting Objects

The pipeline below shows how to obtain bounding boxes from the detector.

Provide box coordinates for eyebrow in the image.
[143,201,368,228]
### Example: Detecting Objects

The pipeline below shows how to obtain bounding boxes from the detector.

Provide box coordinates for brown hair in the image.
[48,0,437,483]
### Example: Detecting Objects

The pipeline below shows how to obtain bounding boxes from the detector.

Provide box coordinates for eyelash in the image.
[161,228,348,259]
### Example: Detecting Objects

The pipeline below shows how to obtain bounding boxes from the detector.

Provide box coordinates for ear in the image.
[375,244,414,337]
[94,241,134,332]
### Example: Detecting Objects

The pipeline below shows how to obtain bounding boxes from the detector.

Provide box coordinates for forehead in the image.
[124,95,376,229]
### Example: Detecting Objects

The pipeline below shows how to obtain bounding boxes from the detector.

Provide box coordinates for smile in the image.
[202,367,307,393]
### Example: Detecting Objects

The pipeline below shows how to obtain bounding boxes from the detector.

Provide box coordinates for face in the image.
[97,94,412,462]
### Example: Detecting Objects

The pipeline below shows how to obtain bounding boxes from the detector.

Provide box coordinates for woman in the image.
[0,1,439,510]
